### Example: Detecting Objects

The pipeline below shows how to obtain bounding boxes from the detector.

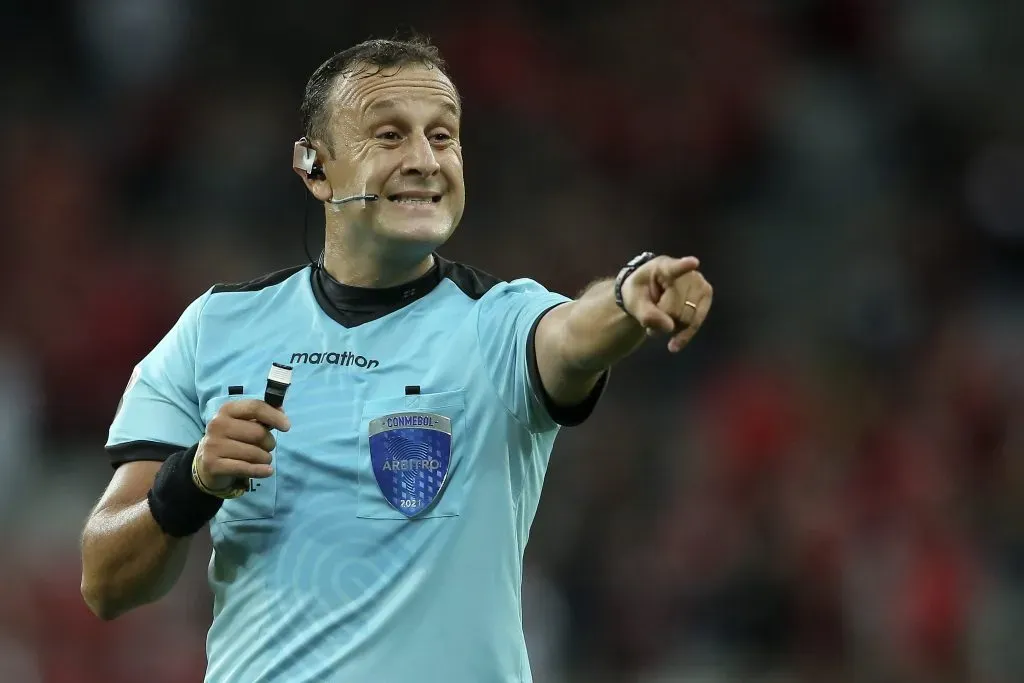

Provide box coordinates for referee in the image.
[80,36,712,683]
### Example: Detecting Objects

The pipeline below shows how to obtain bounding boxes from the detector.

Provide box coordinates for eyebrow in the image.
[366,99,461,119]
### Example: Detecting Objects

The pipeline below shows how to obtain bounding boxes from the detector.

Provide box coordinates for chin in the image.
[380,218,457,249]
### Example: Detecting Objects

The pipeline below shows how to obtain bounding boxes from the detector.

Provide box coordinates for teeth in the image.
[393,197,435,204]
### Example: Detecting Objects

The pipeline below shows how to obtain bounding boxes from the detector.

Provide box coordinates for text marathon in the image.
[289,351,380,369]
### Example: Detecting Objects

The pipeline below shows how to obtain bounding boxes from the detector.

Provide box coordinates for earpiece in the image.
[293,136,378,205]
[293,137,325,180]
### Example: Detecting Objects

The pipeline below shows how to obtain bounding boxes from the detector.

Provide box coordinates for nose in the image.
[401,133,440,177]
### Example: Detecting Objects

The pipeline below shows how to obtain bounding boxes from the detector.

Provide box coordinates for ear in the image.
[292,137,332,202]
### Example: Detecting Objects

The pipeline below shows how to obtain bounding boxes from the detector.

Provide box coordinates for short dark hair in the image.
[300,35,455,157]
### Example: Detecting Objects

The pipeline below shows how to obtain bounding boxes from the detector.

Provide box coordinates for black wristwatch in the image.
[614,251,656,319]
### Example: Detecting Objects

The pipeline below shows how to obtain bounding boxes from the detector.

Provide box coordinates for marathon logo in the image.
[290,351,379,369]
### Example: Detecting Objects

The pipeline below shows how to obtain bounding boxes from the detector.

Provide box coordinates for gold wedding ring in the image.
[684,300,698,311]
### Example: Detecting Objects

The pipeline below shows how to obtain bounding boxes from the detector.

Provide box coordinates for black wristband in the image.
[147,444,224,538]
[614,251,656,318]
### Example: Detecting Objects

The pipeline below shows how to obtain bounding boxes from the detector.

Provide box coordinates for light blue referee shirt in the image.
[105,255,606,683]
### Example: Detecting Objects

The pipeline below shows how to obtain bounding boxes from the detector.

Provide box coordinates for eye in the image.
[376,131,401,141]
[431,132,453,144]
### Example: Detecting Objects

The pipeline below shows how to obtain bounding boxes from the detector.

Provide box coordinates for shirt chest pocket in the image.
[356,390,465,520]
[202,394,279,523]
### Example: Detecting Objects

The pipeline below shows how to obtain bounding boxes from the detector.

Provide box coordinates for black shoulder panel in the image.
[437,257,504,300]
[211,264,308,294]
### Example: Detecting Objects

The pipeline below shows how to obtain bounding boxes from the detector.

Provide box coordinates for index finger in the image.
[221,399,291,431]
[657,256,700,281]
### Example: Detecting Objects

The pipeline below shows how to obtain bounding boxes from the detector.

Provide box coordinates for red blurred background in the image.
[1,1,1022,681]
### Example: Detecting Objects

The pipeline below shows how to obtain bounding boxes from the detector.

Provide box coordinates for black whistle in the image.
[265,363,293,410]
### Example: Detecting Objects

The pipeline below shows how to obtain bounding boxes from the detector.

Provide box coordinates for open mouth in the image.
[387,193,442,204]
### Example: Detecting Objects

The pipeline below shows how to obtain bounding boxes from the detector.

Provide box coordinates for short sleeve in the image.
[475,279,607,433]
[105,290,211,467]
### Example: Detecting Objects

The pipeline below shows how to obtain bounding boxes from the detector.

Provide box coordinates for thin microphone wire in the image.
[302,190,319,268]
[327,194,379,204]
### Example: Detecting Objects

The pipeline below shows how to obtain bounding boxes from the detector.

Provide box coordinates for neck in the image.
[322,224,435,288]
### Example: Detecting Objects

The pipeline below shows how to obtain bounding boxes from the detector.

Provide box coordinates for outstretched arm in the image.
[534,254,713,406]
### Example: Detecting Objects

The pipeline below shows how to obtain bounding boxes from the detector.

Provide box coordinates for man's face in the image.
[319,63,465,248]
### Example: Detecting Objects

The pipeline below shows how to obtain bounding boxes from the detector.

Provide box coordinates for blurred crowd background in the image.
[2,1,1022,682]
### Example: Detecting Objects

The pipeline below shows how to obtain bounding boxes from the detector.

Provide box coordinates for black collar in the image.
[311,255,444,328]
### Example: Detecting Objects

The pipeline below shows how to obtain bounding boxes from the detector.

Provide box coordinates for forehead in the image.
[332,64,461,121]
